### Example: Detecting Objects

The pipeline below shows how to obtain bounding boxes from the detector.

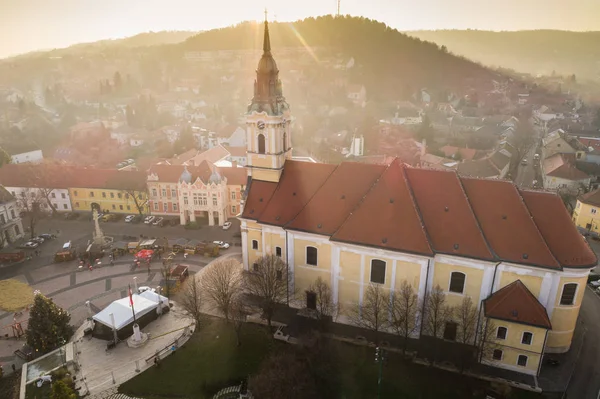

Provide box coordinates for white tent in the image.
[93,294,158,330]
[139,290,170,308]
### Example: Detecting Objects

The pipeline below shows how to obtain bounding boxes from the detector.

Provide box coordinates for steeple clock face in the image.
[257,121,265,130]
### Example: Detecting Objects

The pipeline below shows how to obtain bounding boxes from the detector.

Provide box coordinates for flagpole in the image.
[129,284,137,324]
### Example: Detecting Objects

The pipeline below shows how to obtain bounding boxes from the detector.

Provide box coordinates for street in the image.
[514,145,538,188]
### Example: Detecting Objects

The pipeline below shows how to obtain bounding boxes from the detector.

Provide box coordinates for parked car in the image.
[18,241,39,249]
[102,214,118,222]
[138,286,156,294]
[31,237,45,244]
[212,241,230,249]
[144,216,155,224]
[521,159,528,166]
[125,215,136,223]
[152,217,164,227]
[222,221,232,230]
[38,233,56,240]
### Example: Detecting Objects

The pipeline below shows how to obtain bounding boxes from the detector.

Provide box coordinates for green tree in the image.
[26,293,74,355]
[51,380,76,399]
[173,126,195,155]
[594,108,600,129]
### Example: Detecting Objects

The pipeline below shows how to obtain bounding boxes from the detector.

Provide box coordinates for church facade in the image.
[240,19,597,377]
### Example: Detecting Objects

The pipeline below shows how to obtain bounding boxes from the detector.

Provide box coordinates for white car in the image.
[152,217,164,226]
[138,286,156,294]
[144,216,155,224]
[20,241,39,249]
[222,221,232,230]
[124,215,136,223]
[213,241,230,249]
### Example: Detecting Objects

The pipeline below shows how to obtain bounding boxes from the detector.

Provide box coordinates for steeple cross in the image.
[264,8,268,22]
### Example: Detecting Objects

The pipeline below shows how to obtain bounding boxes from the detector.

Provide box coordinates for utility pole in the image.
[375,346,386,399]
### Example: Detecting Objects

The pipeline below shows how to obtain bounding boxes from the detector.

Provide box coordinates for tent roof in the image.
[92,294,157,330]
[139,290,169,305]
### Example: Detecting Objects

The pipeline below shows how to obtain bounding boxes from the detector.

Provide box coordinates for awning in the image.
[112,241,128,250]
[135,249,154,259]
[92,294,158,330]
[128,242,140,249]
[139,239,157,247]
[168,238,188,247]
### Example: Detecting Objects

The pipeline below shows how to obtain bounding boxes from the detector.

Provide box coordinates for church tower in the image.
[245,14,292,183]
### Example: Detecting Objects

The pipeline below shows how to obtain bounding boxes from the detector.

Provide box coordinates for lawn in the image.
[120,321,542,399]
[0,279,33,312]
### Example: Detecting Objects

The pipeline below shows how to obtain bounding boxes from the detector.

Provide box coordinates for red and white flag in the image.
[129,285,134,307]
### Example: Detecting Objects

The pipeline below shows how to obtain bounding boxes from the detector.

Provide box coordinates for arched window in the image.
[306,246,318,266]
[449,272,466,294]
[370,259,386,284]
[257,133,266,154]
[283,132,287,152]
[560,283,578,305]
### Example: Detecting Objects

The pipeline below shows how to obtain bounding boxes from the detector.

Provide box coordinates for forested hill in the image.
[180,16,503,99]
[407,30,600,82]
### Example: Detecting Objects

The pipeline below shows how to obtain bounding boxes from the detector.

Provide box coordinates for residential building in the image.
[542,153,590,192]
[542,129,577,160]
[572,188,600,234]
[10,148,43,164]
[239,21,597,378]
[347,84,366,107]
[0,163,74,213]
[223,146,248,166]
[0,187,24,247]
[68,170,149,214]
[457,149,511,179]
[419,153,456,170]
[575,137,600,165]
[227,126,247,147]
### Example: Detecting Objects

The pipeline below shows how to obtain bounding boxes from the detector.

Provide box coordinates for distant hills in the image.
[407,30,600,82]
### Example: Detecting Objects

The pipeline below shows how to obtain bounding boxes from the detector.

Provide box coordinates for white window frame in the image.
[448,271,466,294]
[559,283,579,306]
[369,259,386,285]
[521,331,533,346]
[516,355,528,367]
[492,349,503,361]
[306,246,318,266]
[153,202,159,211]
[496,326,508,340]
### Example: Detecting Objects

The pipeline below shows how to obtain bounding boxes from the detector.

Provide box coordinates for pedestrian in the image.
[154,357,160,368]
[183,252,188,259]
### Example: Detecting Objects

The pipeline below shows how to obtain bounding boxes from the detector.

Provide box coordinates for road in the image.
[514,145,538,188]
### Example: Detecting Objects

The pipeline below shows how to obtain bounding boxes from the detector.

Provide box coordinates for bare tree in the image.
[179,276,204,329]
[122,189,149,216]
[231,296,249,346]
[200,258,243,322]
[477,317,499,364]
[348,284,390,342]
[422,285,452,339]
[391,280,420,355]
[17,189,43,239]
[307,276,340,321]
[454,296,478,345]
[243,254,292,328]
[160,258,173,298]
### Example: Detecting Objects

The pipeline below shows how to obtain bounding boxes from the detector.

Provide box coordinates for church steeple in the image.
[248,12,288,116]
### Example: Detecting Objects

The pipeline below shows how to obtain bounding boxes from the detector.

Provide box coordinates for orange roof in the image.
[543,153,589,181]
[287,162,386,235]
[242,159,596,269]
[405,168,493,260]
[147,164,211,184]
[223,146,247,158]
[484,280,552,329]
[0,163,78,189]
[258,161,337,226]
[579,188,600,207]
[520,190,597,267]
[331,160,433,255]
[461,178,559,269]
[241,180,278,219]
[218,167,247,186]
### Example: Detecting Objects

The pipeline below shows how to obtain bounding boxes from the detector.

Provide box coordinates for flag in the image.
[129,285,134,307]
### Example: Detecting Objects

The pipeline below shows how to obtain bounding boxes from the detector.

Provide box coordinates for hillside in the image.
[179,16,504,101]
[407,30,600,82]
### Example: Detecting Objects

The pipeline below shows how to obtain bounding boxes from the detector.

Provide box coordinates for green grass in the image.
[119,321,278,398]
[119,321,542,399]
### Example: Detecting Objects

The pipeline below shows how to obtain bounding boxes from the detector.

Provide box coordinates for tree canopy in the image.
[26,293,74,355]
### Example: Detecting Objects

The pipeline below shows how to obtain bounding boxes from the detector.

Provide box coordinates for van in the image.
[102,214,117,222]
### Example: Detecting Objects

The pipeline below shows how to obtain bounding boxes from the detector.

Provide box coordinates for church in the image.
[240,18,597,377]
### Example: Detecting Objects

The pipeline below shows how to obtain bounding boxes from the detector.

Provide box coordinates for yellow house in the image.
[482,280,551,376]
[68,169,149,215]
[572,188,600,234]
[239,18,596,380]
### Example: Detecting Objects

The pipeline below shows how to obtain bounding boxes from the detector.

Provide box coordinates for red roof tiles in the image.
[218,167,247,186]
[287,162,386,235]
[241,180,278,220]
[242,159,596,269]
[258,161,337,226]
[405,168,493,260]
[520,190,597,268]
[331,160,433,255]
[484,280,552,329]
[460,178,559,269]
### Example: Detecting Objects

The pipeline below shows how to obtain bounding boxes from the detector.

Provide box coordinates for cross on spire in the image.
[264,8,268,22]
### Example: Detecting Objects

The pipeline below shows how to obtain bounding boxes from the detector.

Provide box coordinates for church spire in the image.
[263,9,271,54]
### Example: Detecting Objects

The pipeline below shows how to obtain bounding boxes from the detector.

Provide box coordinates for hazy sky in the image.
[1,0,599,58]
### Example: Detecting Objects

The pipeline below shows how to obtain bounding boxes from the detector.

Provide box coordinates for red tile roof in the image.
[405,168,493,260]
[520,190,597,267]
[242,159,596,269]
[331,160,433,255]
[461,178,559,269]
[543,153,589,181]
[0,163,78,189]
[484,280,552,329]
[148,162,213,184]
[578,188,600,207]
[287,162,386,235]
[258,161,337,226]
[241,180,278,220]
[440,146,478,161]
[218,167,247,186]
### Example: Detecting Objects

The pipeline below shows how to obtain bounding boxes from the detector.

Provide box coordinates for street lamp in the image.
[133,276,138,293]
[375,346,386,399]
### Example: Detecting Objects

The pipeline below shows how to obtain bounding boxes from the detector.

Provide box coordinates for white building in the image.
[10,149,44,164]
[0,187,24,247]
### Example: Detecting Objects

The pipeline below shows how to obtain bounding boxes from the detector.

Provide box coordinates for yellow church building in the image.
[240,18,597,377]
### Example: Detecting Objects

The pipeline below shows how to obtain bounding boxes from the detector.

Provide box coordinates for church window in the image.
[258,133,266,154]
[283,132,287,151]
[306,247,318,266]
